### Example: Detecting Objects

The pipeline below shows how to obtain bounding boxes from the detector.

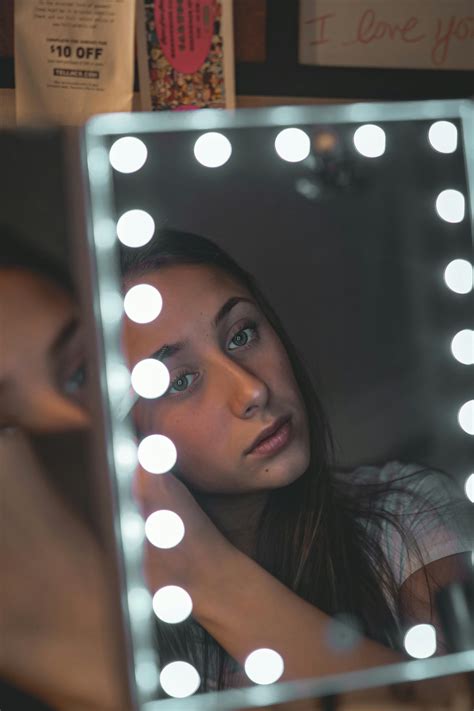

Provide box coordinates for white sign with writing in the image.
[299,0,474,70]
[15,0,136,125]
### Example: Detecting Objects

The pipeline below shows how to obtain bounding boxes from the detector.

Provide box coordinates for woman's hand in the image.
[134,466,237,608]
[0,430,127,710]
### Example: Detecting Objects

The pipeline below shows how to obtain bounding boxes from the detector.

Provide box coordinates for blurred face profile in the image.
[0,269,88,432]
[123,264,311,494]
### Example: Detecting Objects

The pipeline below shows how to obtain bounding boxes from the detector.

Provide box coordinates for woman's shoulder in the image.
[335,460,466,510]
[335,461,472,588]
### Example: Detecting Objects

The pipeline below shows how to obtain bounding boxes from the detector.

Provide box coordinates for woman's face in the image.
[0,269,88,432]
[123,264,311,494]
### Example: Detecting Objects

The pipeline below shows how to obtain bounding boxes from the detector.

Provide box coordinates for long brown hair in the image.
[121,229,434,692]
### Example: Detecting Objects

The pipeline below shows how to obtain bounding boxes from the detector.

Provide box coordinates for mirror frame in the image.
[83,98,474,709]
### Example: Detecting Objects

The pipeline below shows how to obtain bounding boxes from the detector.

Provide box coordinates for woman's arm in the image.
[139,470,407,680]
[138,471,464,681]
[397,552,471,656]
[193,546,406,680]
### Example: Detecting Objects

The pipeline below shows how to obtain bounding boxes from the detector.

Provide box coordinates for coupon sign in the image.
[14,0,136,125]
[154,0,217,73]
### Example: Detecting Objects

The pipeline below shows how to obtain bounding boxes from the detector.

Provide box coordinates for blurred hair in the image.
[0,224,72,292]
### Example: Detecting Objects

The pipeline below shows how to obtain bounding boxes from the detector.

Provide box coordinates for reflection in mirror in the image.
[86,103,473,707]
[0,131,131,710]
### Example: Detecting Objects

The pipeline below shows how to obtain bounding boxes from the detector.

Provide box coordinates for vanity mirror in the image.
[84,100,473,709]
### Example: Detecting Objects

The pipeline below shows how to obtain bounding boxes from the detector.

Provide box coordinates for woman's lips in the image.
[247,418,292,456]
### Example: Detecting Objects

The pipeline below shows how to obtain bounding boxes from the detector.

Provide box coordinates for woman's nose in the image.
[215,358,269,418]
[26,388,90,432]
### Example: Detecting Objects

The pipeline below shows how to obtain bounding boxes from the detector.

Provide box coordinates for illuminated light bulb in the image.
[94,217,116,249]
[435,189,465,223]
[244,648,284,685]
[444,259,473,294]
[160,661,200,698]
[101,290,123,323]
[128,587,152,620]
[326,613,363,651]
[121,511,145,549]
[353,124,386,158]
[274,128,311,163]
[465,473,474,503]
[131,359,170,399]
[115,437,138,469]
[451,330,474,365]
[135,660,159,693]
[124,283,163,324]
[152,585,193,623]
[403,624,437,658]
[193,132,232,168]
[145,510,185,549]
[107,363,130,396]
[137,434,177,474]
[109,136,148,173]
[87,145,109,181]
[428,121,458,154]
[458,400,474,435]
[116,209,155,247]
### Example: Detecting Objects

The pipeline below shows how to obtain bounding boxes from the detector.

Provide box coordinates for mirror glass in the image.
[88,103,473,706]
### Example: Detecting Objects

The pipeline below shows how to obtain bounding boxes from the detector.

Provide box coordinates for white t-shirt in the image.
[190,462,473,688]
[335,461,473,597]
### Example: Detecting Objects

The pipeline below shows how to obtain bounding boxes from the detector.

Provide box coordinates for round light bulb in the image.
[152,585,193,623]
[124,283,163,324]
[326,613,362,651]
[128,587,152,620]
[121,511,145,549]
[109,136,148,173]
[274,128,311,163]
[145,510,185,549]
[403,624,437,658]
[101,290,123,324]
[451,330,474,365]
[193,132,232,168]
[114,437,138,469]
[137,434,177,474]
[160,661,200,698]
[107,363,130,396]
[435,189,465,223]
[135,660,159,693]
[116,209,155,247]
[353,124,386,158]
[458,400,474,435]
[428,121,458,154]
[131,359,170,399]
[465,473,474,503]
[244,648,284,685]
[444,259,473,294]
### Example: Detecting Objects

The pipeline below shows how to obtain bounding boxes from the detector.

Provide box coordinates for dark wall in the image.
[112,120,473,477]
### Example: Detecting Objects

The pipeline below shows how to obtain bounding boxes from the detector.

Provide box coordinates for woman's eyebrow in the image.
[213,296,254,328]
[48,317,80,358]
[147,297,254,362]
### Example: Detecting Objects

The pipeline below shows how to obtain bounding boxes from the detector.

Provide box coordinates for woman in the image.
[0,230,126,710]
[120,229,472,691]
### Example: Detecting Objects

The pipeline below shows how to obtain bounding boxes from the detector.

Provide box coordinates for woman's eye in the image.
[168,372,195,395]
[228,325,257,351]
[63,364,86,397]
